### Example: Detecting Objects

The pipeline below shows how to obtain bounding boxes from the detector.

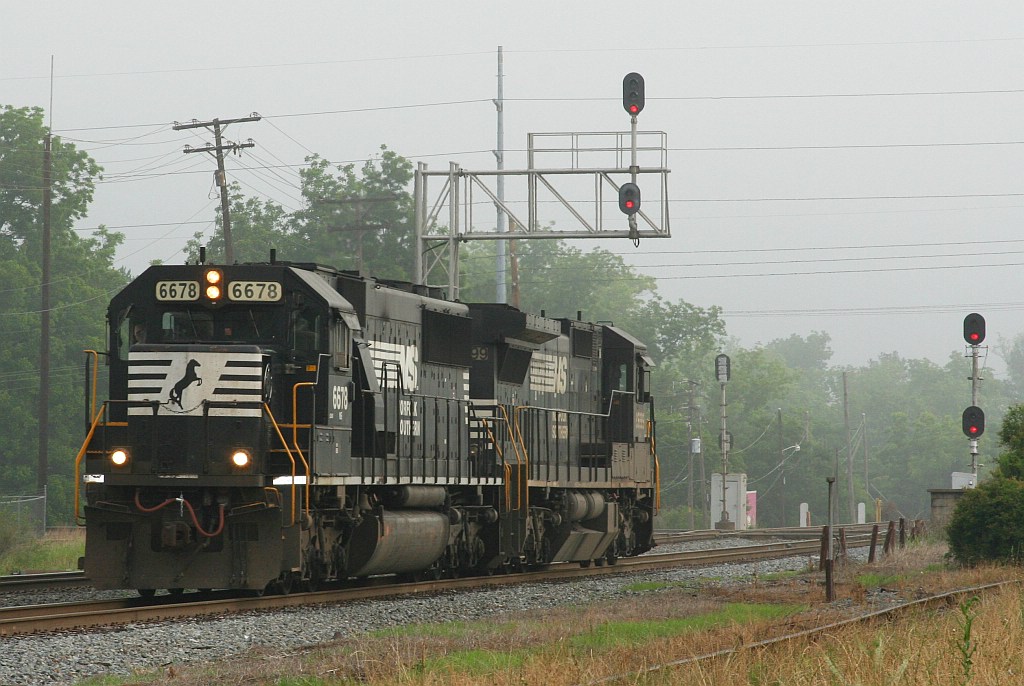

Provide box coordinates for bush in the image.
[946,477,1024,565]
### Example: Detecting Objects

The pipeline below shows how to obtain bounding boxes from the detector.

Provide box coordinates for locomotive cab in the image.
[82,263,360,592]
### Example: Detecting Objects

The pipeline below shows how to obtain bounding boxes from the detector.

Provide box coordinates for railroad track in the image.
[583,580,1017,685]
[654,522,882,545]
[0,525,873,596]
[0,571,87,592]
[0,524,878,595]
[0,532,870,637]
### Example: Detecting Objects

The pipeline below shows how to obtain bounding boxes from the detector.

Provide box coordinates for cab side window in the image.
[333,320,351,370]
[291,308,321,353]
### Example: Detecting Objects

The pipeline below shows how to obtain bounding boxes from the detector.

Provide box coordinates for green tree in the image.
[0,105,127,522]
[992,405,1024,479]
[190,148,415,278]
[947,477,1024,565]
[289,149,415,278]
[185,186,298,265]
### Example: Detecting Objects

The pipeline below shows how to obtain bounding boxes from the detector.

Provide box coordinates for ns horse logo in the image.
[168,359,203,409]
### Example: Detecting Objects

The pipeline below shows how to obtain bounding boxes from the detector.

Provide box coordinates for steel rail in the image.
[0,535,869,637]
[0,571,88,592]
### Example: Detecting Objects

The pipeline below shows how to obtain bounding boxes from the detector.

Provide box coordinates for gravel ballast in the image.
[0,538,840,685]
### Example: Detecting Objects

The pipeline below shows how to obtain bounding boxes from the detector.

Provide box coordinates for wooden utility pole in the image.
[173,115,261,263]
[319,195,401,274]
[37,134,52,493]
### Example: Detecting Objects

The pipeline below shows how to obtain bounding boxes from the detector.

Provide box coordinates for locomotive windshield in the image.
[116,305,286,358]
[160,306,284,344]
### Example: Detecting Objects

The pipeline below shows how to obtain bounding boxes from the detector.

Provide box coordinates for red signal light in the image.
[618,182,641,215]
[962,406,985,438]
[963,313,985,345]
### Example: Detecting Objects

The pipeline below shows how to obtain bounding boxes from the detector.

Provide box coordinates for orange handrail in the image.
[74,403,108,524]
[84,350,100,420]
[648,420,661,514]
[262,403,302,526]
[497,405,525,510]
[291,382,317,517]
[478,413,512,510]
[512,406,532,511]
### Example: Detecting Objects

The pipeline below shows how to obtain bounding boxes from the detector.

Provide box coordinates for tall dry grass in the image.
[76,541,1024,686]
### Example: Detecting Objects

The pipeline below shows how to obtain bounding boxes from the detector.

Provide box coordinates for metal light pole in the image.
[714,354,733,531]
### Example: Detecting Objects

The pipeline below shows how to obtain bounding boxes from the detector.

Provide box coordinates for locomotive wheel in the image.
[272,572,294,595]
[138,589,156,599]
[578,560,592,569]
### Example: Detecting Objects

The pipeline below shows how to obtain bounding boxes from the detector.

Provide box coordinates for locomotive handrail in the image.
[499,405,528,511]
[73,402,109,524]
[262,402,305,526]
[290,381,317,518]
[496,405,524,510]
[516,388,636,420]
[648,419,661,514]
[84,350,100,423]
[475,413,513,510]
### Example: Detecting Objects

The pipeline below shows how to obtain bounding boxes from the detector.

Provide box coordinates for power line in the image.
[509,88,1024,103]
[6,37,1021,84]
[672,140,1024,152]
[724,301,1024,318]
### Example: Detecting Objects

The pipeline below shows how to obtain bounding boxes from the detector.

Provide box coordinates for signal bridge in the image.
[413,130,672,299]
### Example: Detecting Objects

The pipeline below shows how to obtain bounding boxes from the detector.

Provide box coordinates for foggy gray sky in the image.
[3,1,1022,369]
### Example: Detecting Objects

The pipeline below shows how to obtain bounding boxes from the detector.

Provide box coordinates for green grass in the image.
[855,572,905,588]
[570,602,803,650]
[0,528,85,574]
[406,602,805,680]
[418,648,528,677]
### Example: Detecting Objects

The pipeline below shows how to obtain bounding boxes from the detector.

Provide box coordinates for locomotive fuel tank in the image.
[346,509,450,577]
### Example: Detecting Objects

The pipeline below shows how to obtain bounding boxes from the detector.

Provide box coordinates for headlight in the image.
[205,269,224,301]
[110,449,129,466]
[231,450,251,468]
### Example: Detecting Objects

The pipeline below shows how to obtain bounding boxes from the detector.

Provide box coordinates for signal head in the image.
[618,182,641,215]
[963,312,985,345]
[622,72,645,116]
[962,405,985,438]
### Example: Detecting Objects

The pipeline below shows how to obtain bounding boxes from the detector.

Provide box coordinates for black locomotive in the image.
[76,255,659,594]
